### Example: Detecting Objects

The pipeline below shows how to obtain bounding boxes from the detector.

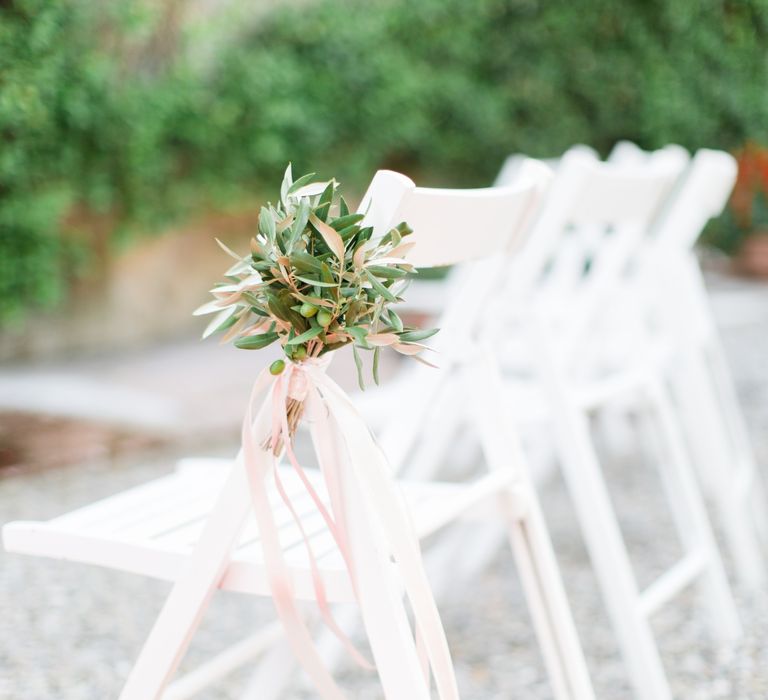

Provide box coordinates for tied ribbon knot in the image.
[241,355,459,700]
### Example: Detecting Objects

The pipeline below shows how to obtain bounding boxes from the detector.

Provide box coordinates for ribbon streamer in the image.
[241,356,459,700]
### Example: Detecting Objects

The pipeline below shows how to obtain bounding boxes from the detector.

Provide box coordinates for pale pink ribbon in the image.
[240,355,459,700]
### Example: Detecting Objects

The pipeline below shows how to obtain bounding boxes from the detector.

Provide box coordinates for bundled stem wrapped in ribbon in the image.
[194,167,458,699]
[195,164,438,447]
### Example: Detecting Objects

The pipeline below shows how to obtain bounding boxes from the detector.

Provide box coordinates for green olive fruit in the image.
[317,309,333,327]
[292,345,307,361]
[269,359,285,375]
[299,302,318,318]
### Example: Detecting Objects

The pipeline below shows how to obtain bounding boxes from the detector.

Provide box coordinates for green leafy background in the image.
[3,0,767,324]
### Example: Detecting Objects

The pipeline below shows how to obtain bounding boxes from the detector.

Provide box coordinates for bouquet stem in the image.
[263,397,306,455]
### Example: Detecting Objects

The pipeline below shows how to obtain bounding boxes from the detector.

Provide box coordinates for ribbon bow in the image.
[241,355,459,700]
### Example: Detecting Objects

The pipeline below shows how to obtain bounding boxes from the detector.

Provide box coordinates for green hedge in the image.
[0,1,192,323]
[3,0,768,323]
[198,0,768,185]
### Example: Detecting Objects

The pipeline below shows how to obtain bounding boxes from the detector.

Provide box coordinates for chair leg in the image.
[531,340,673,700]
[119,461,253,700]
[707,338,768,545]
[548,408,672,699]
[505,489,597,700]
[465,353,596,700]
[164,624,285,700]
[670,349,767,591]
[239,638,300,700]
[644,378,742,642]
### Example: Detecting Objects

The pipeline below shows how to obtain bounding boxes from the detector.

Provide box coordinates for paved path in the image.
[0,320,403,443]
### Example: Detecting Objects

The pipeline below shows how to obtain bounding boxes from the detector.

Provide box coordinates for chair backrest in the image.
[653,150,736,255]
[497,146,688,356]
[610,142,735,251]
[356,161,553,472]
[609,140,691,171]
[359,159,552,268]
[494,145,598,188]
[610,141,737,252]
[608,143,738,342]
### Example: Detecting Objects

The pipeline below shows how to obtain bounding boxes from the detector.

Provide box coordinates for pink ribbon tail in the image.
[308,367,460,700]
[246,364,373,683]
[241,371,345,700]
[240,360,459,700]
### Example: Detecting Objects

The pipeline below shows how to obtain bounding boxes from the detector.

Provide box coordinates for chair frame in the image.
[3,163,596,700]
[386,148,742,700]
[492,148,743,700]
[608,141,768,590]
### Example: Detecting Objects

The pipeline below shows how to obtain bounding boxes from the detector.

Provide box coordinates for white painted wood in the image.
[524,151,682,358]
[117,457,254,699]
[352,144,741,700]
[642,376,741,641]
[4,469,470,603]
[309,407,432,700]
[637,552,707,618]
[163,623,284,700]
[238,638,304,700]
[608,142,768,589]
[5,439,578,693]
[488,144,753,700]
[465,346,596,700]
[361,160,551,268]
[529,319,673,700]
[4,161,600,700]
[349,143,755,700]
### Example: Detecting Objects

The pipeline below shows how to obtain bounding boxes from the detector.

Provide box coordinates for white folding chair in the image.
[350,146,746,700]
[3,163,596,700]
[326,148,742,700]
[607,141,768,589]
[383,146,744,700]
[487,148,742,700]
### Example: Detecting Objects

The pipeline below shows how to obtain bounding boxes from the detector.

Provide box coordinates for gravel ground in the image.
[1,272,767,699]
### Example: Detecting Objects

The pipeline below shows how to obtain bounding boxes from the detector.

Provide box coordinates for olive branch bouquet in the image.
[194,165,438,439]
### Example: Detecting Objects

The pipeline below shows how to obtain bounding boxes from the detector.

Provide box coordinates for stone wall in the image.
[0,211,259,362]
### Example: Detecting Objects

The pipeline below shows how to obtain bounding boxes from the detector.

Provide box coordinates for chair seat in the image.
[3,457,503,603]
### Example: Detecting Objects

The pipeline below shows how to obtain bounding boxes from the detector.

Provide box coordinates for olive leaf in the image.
[352,344,365,391]
[197,165,440,386]
[259,206,276,241]
[287,198,311,253]
[365,269,398,303]
[373,346,381,385]
[387,308,404,332]
[287,172,318,196]
[287,326,323,345]
[310,214,346,261]
[235,332,279,349]
[280,162,293,205]
[398,328,439,342]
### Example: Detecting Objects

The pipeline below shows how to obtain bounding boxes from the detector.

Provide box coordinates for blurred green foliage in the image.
[0,1,192,323]
[205,0,768,185]
[2,0,768,323]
